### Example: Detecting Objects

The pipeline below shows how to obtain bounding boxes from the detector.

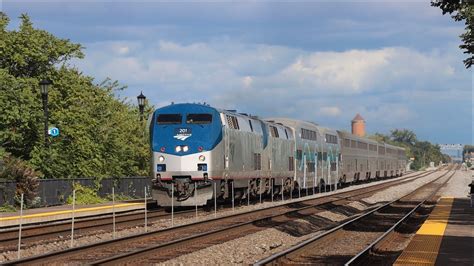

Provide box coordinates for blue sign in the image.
[48,127,60,137]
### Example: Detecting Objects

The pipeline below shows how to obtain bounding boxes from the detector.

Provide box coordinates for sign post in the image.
[70,190,76,248]
[144,186,148,232]
[231,181,235,212]
[281,178,284,202]
[171,184,174,227]
[112,187,116,239]
[17,193,24,260]
[195,184,198,220]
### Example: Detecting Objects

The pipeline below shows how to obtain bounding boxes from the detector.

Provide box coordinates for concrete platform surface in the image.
[0,200,146,227]
[394,197,473,265]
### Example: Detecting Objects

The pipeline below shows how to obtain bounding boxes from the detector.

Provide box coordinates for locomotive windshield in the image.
[186,113,212,124]
[151,104,222,155]
[157,114,182,124]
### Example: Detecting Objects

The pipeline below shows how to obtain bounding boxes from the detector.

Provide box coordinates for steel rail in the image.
[1,170,427,251]
[0,208,197,248]
[89,171,438,265]
[254,167,455,265]
[4,170,433,265]
[344,168,458,265]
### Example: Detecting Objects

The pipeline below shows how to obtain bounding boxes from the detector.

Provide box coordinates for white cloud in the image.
[242,76,253,88]
[280,49,391,94]
[74,40,469,139]
[116,46,129,55]
[319,106,342,117]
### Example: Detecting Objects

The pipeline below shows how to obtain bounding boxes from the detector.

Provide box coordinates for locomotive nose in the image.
[154,150,211,180]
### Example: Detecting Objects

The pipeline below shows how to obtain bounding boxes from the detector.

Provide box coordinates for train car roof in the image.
[265,118,320,131]
[385,143,405,151]
[156,104,404,151]
[216,109,292,131]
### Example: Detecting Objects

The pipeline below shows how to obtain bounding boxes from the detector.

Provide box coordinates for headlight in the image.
[159,156,165,162]
[183,145,189,152]
[199,155,205,161]
[175,146,182,152]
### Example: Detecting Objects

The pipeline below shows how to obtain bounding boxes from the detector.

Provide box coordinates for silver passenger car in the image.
[150,103,406,207]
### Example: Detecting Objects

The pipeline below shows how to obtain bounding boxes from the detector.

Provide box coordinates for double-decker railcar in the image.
[150,103,406,207]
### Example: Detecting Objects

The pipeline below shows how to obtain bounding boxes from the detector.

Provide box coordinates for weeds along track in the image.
[255,166,457,265]
[4,169,442,265]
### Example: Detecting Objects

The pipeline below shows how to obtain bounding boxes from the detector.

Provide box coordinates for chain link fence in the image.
[0,177,151,207]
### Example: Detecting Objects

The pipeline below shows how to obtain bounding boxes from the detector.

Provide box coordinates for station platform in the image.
[0,200,146,228]
[394,197,473,265]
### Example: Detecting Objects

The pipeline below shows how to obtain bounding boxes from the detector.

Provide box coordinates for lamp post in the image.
[39,79,52,147]
[137,92,146,121]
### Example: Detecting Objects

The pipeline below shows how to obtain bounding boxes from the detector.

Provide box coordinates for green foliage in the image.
[432,0,474,68]
[370,129,449,170]
[0,203,16,212]
[390,129,417,146]
[463,144,474,155]
[67,182,106,205]
[466,161,472,168]
[0,13,152,180]
[0,153,40,207]
[465,144,474,152]
[0,13,84,77]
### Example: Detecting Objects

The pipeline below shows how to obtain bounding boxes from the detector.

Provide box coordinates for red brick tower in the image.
[352,113,365,137]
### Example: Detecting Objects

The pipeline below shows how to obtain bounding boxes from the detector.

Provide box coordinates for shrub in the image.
[66,182,106,205]
[0,203,16,212]
[0,153,40,207]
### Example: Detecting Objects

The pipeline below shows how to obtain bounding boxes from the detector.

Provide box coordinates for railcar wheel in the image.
[319,179,326,192]
[337,178,344,188]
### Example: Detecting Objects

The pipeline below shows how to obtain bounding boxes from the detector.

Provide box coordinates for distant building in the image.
[439,144,463,163]
[351,114,365,137]
[464,151,474,164]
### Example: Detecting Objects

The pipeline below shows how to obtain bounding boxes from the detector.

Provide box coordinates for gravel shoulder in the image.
[438,169,473,198]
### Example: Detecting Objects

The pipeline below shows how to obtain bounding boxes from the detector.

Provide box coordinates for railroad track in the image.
[0,170,427,253]
[255,166,457,265]
[0,208,193,252]
[4,169,440,265]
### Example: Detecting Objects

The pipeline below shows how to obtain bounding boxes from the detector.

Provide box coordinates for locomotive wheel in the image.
[283,178,293,194]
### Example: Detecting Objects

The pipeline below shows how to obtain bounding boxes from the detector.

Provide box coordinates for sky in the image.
[2,1,473,144]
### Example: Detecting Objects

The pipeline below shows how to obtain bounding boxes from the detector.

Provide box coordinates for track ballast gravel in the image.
[164,170,449,265]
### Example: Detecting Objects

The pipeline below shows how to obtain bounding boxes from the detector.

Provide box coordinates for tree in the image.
[432,0,474,68]
[369,133,391,143]
[0,13,152,179]
[370,129,449,170]
[463,144,474,161]
[390,129,417,146]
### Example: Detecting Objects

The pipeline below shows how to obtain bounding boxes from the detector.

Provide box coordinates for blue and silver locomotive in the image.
[150,103,406,207]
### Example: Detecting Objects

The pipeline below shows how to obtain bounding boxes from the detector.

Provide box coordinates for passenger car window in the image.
[157,114,182,124]
[186,114,212,124]
[270,126,279,138]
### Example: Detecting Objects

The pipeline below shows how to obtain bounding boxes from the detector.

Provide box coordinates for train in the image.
[149,103,407,207]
